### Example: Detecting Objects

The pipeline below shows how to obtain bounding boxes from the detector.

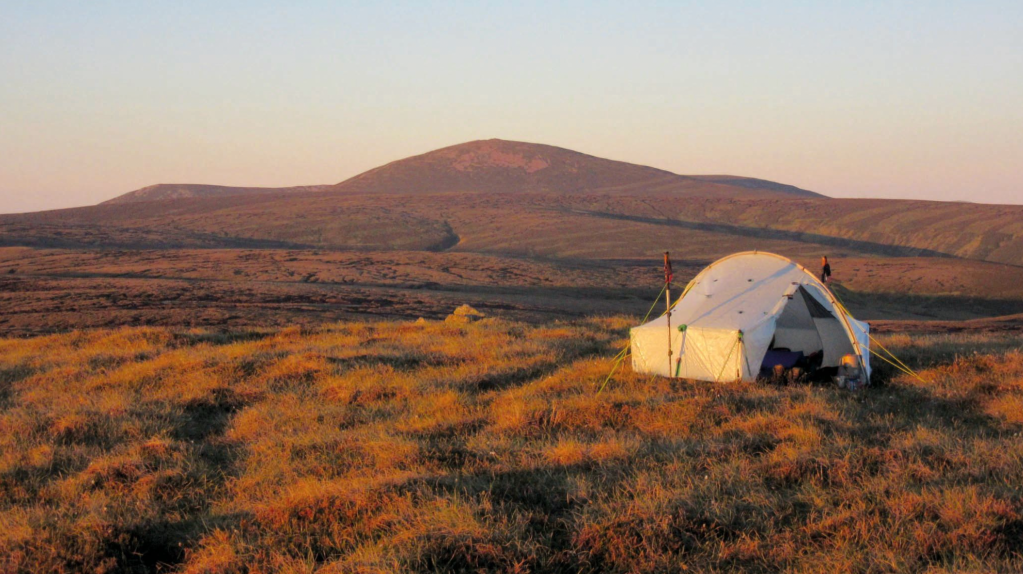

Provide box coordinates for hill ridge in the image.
[100,139,825,204]
[103,183,331,205]
[328,138,826,198]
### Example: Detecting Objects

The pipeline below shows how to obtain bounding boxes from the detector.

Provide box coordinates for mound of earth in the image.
[445,304,487,324]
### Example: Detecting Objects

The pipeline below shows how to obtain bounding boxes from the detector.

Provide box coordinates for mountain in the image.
[4,138,1023,266]
[97,139,825,205]
[103,183,331,205]
[328,139,827,198]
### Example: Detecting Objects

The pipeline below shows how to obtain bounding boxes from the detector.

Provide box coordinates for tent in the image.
[630,252,870,382]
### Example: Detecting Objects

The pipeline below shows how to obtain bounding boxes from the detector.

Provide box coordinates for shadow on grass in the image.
[403,466,593,573]
[171,330,274,347]
[107,388,253,572]
[172,387,250,442]
[0,365,33,411]
[105,511,256,574]
[829,380,1006,446]
[327,352,451,371]
[474,362,560,393]
[474,338,617,394]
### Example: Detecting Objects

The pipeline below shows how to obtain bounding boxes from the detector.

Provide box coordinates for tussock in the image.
[1,320,1022,572]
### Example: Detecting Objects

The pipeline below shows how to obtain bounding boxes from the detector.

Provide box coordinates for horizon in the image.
[2,1,1021,213]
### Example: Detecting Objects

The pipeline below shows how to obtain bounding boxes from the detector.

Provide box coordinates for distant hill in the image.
[5,138,1023,267]
[99,139,825,205]
[687,175,820,198]
[103,183,331,205]
[329,139,827,198]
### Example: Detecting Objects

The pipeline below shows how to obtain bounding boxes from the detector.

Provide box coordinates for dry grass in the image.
[1,320,1023,573]
[6,245,1023,338]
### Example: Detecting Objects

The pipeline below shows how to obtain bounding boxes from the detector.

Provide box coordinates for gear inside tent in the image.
[630,252,870,382]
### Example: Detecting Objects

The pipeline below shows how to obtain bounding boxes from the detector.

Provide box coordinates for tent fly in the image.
[630,252,870,383]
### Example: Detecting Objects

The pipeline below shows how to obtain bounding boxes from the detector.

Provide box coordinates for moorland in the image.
[2,139,1023,336]
[3,139,1023,573]
[3,318,1023,572]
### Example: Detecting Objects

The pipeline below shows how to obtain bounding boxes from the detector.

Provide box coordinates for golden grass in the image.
[1,320,1022,572]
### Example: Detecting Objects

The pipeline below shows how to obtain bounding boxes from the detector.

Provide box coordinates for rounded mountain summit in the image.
[105,139,823,204]
[331,139,825,197]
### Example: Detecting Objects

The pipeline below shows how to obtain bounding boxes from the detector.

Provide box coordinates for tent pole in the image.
[664,251,673,377]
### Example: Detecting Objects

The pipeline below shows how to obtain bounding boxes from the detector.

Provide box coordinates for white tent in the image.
[631,252,870,382]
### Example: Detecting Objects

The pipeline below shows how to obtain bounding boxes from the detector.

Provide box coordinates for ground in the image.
[2,318,1023,573]
[5,247,1023,337]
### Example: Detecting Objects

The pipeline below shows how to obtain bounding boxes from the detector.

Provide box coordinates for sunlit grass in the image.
[1,320,1022,572]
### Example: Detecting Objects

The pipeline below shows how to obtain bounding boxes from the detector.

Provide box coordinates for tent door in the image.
[759,288,826,376]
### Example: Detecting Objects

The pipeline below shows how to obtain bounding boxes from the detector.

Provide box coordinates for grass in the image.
[1,319,1023,573]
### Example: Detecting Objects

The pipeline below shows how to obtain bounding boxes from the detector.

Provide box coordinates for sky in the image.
[1,1,1021,214]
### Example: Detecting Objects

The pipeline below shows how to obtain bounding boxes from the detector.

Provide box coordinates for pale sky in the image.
[2,1,1021,214]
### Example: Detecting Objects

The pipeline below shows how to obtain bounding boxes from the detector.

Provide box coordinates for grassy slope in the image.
[548,194,1023,265]
[2,319,1023,573]
[4,192,1023,265]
